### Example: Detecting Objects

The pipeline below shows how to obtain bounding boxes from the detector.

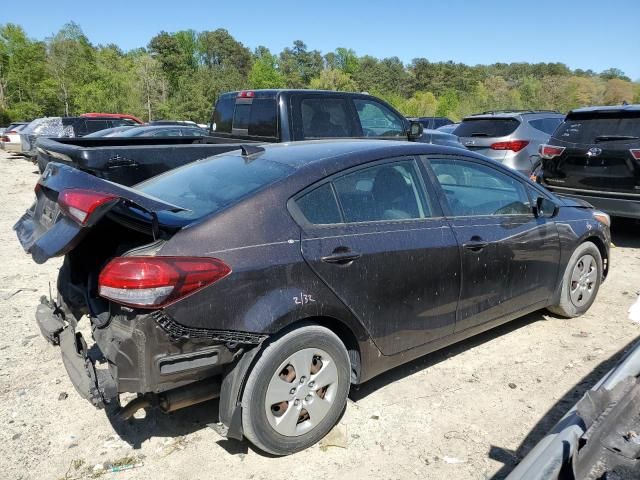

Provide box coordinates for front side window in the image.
[430,159,531,216]
[295,160,430,225]
[353,99,405,137]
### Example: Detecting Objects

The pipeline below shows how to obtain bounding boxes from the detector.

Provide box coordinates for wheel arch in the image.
[583,234,609,279]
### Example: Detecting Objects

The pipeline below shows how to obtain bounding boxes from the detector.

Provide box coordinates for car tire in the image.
[547,241,602,318]
[241,324,350,455]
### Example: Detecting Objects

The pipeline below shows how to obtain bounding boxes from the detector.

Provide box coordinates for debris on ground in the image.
[319,424,348,451]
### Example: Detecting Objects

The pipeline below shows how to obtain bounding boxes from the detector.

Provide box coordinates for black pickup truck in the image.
[35,90,462,186]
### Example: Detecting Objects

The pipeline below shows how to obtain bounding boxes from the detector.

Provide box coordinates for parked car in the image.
[437,122,460,135]
[408,116,453,130]
[20,116,141,157]
[81,113,144,124]
[455,110,565,174]
[83,126,136,137]
[537,104,640,220]
[35,89,461,186]
[15,139,610,455]
[506,338,640,479]
[1,122,29,152]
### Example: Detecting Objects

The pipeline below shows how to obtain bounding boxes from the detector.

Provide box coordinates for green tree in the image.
[310,69,357,91]
[248,46,285,89]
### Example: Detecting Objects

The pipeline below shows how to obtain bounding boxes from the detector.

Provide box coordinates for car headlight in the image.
[592,210,611,227]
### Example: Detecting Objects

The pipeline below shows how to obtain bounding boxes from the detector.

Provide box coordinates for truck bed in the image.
[36,136,256,186]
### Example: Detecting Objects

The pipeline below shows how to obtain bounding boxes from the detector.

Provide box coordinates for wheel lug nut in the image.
[299,376,306,384]
[305,394,312,402]
[289,388,296,395]
[294,399,300,406]
[308,381,315,388]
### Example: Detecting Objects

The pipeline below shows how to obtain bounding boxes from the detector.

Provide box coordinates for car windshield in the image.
[555,114,640,144]
[135,153,294,221]
[454,118,520,137]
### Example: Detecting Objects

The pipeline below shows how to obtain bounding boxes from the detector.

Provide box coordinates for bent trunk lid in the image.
[14,162,185,264]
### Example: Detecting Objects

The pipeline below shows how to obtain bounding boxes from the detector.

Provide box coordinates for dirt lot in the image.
[1,150,639,480]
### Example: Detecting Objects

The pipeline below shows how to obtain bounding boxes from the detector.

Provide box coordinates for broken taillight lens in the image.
[539,144,566,159]
[58,189,117,225]
[98,256,231,308]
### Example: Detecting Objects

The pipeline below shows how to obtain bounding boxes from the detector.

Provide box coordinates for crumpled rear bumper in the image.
[36,297,117,408]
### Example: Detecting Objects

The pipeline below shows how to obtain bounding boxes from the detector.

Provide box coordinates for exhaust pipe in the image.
[117,380,221,420]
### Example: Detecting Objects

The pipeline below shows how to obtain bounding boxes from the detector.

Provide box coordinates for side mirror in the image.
[408,121,423,141]
[534,196,558,218]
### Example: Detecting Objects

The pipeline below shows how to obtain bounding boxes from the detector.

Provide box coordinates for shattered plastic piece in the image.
[629,296,640,323]
[319,424,348,451]
[443,456,466,464]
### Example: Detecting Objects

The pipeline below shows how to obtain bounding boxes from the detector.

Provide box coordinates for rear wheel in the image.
[548,241,602,318]
[241,325,350,455]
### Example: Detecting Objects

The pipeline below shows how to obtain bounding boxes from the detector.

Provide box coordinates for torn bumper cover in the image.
[506,339,640,479]
[36,298,117,408]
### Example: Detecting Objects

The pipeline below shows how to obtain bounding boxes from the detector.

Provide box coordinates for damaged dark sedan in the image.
[14,140,611,455]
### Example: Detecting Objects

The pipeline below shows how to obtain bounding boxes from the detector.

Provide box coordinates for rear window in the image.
[454,118,520,138]
[247,98,277,137]
[212,95,235,133]
[136,153,293,221]
[554,113,640,144]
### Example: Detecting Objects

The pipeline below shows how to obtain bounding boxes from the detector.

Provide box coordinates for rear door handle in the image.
[321,249,362,265]
[463,235,488,252]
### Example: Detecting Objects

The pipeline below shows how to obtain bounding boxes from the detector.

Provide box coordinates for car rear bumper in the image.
[544,186,640,219]
[35,295,247,408]
[1,142,22,152]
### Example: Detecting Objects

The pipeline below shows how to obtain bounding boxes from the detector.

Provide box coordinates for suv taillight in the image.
[0,136,9,142]
[98,256,231,308]
[237,90,255,98]
[630,149,640,161]
[58,189,117,225]
[490,140,529,152]
[539,144,566,159]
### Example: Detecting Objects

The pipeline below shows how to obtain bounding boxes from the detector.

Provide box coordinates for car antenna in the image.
[240,144,265,156]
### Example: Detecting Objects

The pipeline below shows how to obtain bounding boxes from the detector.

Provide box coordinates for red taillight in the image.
[490,140,530,152]
[0,136,9,142]
[237,90,255,98]
[98,256,231,308]
[58,189,117,225]
[539,144,566,159]
[630,149,640,160]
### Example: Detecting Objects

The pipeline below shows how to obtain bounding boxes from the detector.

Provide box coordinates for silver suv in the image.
[454,110,565,173]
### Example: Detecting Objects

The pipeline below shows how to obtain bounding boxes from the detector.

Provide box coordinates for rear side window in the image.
[137,154,293,221]
[528,117,563,135]
[295,183,342,224]
[212,95,235,133]
[295,160,430,225]
[454,118,520,138]
[301,98,355,139]
[85,120,110,134]
[554,113,640,144]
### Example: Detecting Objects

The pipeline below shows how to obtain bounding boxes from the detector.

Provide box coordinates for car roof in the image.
[463,110,564,120]
[223,139,478,170]
[568,104,640,115]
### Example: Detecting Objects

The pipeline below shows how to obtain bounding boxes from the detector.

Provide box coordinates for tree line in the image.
[1,22,638,125]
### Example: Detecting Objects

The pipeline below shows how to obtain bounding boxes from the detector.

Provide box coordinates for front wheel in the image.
[241,325,351,455]
[547,241,602,318]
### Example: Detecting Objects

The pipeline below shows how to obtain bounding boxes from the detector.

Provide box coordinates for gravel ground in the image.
[1,150,639,480]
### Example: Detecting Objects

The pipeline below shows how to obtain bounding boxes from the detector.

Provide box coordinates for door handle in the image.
[321,248,362,265]
[463,235,488,252]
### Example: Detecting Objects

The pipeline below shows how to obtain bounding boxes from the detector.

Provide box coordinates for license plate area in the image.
[35,195,60,229]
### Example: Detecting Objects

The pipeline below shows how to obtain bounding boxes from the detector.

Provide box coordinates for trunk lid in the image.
[14,162,185,264]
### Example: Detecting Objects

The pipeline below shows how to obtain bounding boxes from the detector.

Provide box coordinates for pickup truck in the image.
[36,89,462,186]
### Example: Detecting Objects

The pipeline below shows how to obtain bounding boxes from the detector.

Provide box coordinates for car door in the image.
[426,156,560,333]
[291,157,461,355]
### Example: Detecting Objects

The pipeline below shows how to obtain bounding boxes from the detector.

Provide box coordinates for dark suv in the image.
[538,105,640,219]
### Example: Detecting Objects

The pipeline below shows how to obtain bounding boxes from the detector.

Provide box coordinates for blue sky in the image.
[5,0,640,80]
